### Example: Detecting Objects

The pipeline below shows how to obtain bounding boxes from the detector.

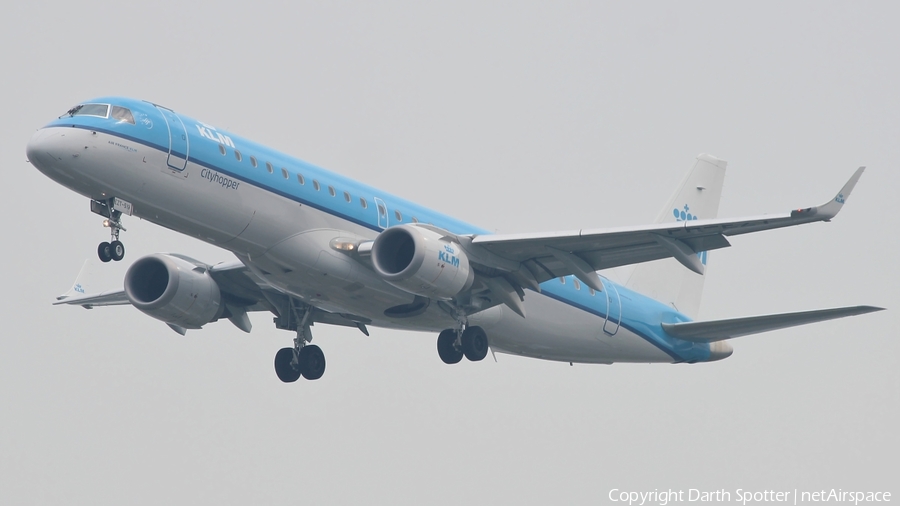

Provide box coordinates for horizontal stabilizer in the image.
[54,258,129,308]
[662,305,884,342]
[53,289,130,307]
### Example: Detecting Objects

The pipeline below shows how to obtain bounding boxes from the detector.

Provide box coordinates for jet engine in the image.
[124,253,223,329]
[371,224,474,300]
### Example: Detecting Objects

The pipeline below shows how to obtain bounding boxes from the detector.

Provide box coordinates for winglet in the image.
[792,167,865,221]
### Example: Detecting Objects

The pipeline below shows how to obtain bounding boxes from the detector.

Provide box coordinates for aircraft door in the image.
[374,197,389,229]
[156,105,189,173]
[602,277,621,335]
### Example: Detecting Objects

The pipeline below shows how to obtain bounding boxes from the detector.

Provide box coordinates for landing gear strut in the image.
[273,299,327,382]
[92,199,126,262]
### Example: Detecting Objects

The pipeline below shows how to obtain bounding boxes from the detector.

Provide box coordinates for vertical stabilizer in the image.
[625,154,727,318]
[57,259,97,301]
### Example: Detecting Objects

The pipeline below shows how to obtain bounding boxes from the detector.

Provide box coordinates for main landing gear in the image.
[274,344,326,383]
[437,325,489,364]
[91,199,127,263]
[273,300,326,383]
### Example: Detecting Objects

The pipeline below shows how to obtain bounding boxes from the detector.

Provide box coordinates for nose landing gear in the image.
[91,198,128,262]
[98,238,125,263]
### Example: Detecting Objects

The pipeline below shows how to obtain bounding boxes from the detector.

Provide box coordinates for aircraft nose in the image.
[27,128,70,175]
[26,129,55,170]
[707,340,733,361]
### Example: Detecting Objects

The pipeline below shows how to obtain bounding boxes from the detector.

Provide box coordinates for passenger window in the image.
[281,168,289,179]
[573,279,581,290]
[111,106,135,124]
[559,277,566,284]
[589,288,596,296]
[394,210,402,221]
[219,144,226,155]
[328,186,336,197]
[266,162,274,173]
[344,191,351,203]
[297,174,305,185]
[313,180,320,191]
[377,204,386,217]
[235,150,242,162]
[250,156,258,168]
[411,216,419,223]
[360,197,368,209]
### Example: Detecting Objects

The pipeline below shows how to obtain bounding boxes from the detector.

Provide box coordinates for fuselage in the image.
[28,97,729,364]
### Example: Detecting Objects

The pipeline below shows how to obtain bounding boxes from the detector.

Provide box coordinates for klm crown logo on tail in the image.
[835,193,845,204]
[673,204,708,265]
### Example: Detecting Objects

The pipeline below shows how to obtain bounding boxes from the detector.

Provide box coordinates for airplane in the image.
[27,97,883,383]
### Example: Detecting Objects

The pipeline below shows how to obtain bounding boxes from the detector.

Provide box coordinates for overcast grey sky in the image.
[2,1,897,504]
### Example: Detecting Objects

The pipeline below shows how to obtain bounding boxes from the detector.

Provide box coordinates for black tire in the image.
[110,240,125,261]
[298,345,326,380]
[274,347,301,383]
[437,329,464,364]
[462,326,489,362]
[98,242,112,263]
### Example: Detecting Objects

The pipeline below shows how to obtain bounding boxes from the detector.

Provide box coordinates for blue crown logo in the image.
[835,193,845,204]
[673,204,699,222]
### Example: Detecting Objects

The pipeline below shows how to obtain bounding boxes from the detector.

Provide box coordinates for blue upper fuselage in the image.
[41,96,709,362]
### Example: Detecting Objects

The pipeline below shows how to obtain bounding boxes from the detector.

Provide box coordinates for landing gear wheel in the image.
[274,347,301,383]
[462,326,489,362]
[98,242,112,263]
[437,329,464,364]
[110,240,125,261]
[298,345,326,380]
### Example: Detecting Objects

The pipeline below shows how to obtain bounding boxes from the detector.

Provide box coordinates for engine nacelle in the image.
[371,224,474,300]
[124,254,223,329]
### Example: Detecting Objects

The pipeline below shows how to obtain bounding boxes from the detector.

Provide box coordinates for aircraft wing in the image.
[466,167,864,291]
[661,305,884,342]
[52,258,273,310]
[53,256,369,334]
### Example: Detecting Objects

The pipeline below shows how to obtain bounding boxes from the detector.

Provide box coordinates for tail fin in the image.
[54,259,130,307]
[56,259,96,301]
[625,154,727,318]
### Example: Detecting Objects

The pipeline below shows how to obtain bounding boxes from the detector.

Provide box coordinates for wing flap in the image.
[661,305,884,343]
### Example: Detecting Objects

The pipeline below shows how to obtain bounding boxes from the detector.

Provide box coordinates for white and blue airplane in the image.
[27,97,882,382]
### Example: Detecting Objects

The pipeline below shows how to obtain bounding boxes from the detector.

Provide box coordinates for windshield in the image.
[61,103,109,119]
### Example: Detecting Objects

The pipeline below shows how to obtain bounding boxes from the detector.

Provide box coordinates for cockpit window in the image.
[111,106,135,124]
[62,103,109,118]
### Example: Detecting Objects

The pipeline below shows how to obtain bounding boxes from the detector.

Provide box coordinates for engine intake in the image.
[124,254,223,329]
[371,225,473,300]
